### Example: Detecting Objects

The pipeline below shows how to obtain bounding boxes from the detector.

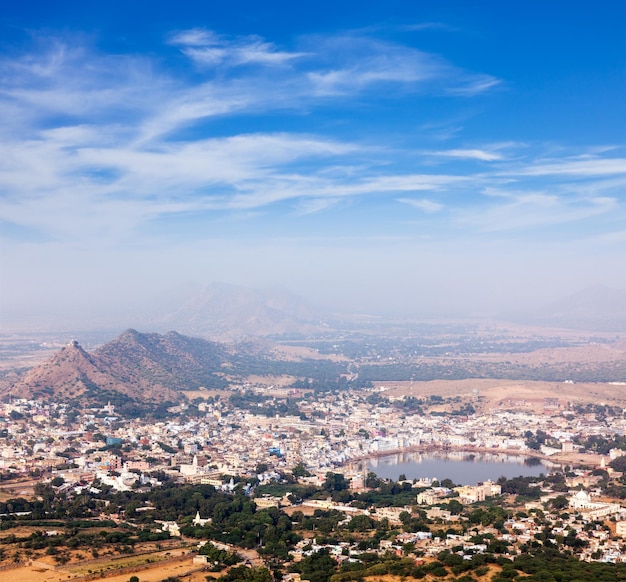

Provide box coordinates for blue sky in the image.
[1,1,625,326]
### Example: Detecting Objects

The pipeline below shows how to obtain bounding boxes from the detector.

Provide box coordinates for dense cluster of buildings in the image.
[3,387,626,563]
[0,388,625,486]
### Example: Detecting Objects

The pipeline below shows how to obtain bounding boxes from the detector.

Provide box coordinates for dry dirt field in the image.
[269,344,347,362]
[379,378,626,411]
[0,479,37,499]
[6,547,208,582]
[241,374,297,387]
[449,342,626,366]
[182,388,234,400]
[7,558,207,582]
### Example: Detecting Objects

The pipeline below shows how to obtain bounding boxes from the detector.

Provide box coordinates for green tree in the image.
[292,463,311,478]
[296,549,337,582]
[323,472,349,492]
[550,495,569,510]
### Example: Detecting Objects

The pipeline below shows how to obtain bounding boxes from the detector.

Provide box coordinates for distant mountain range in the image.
[144,282,626,336]
[512,285,626,332]
[5,329,233,414]
[149,282,326,339]
[8,281,626,339]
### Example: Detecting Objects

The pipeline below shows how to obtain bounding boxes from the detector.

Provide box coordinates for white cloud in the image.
[171,28,306,67]
[403,22,456,32]
[307,48,439,94]
[513,157,626,177]
[397,198,444,212]
[446,75,502,96]
[427,148,504,161]
[168,28,221,47]
[456,193,618,233]
[351,174,466,193]
[183,42,305,67]
[294,198,342,215]
[304,36,458,96]
[0,130,367,241]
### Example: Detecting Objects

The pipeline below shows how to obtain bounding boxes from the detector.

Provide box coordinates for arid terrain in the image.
[381,378,626,411]
[2,546,207,582]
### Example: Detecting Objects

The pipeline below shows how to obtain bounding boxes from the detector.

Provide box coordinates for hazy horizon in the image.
[1,1,625,331]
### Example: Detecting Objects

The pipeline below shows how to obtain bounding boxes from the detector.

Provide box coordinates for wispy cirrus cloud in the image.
[0,30,621,253]
[426,148,504,161]
[302,34,502,97]
[293,197,343,216]
[168,28,220,47]
[167,29,505,100]
[397,198,444,212]
[445,75,502,96]
[0,130,364,238]
[169,28,307,67]
[403,22,457,32]
[305,36,442,95]
[457,192,618,233]
[512,157,626,177]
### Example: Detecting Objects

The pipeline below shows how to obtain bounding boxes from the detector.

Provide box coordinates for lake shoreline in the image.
[342,445,602,484]
[345,443,599,467]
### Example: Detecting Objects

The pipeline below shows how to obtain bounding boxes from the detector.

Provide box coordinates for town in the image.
[2,380,626,581]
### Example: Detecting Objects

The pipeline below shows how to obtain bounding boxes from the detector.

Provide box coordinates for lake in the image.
[364,450,558,485]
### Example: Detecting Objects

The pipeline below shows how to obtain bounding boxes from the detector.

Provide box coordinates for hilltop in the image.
[3,328,351,414]
[5,330,231,413]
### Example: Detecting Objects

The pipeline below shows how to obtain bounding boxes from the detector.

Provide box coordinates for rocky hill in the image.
[94,329,229,391]
[8,340,114,402]
[5,330,231,413]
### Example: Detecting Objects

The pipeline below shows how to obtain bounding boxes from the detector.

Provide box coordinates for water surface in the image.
[365,450,557,485]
